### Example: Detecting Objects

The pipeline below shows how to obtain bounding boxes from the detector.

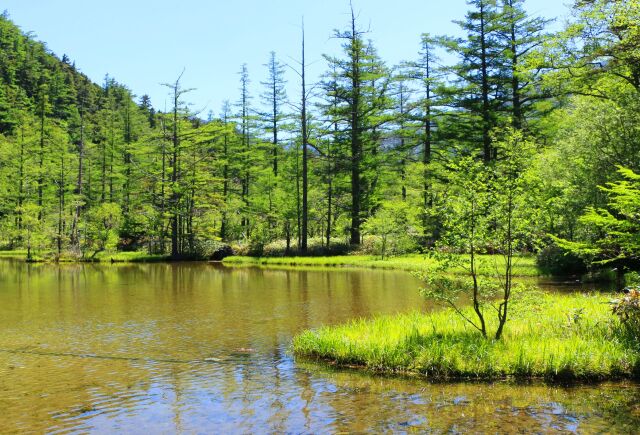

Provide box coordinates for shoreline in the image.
[223,254,541,276]
[0,251,541,276]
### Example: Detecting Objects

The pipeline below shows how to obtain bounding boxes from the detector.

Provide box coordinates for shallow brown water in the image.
[0,259,638,433]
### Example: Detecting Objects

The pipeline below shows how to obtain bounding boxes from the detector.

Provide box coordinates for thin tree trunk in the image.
[160,117,167,253]
[170,78,180,258]
[326,141,333,249]
[271,58,279,177]
[349,8,362,245]
[470,200,487,338]
[423,74,432,246]
[301,20,309,252]
[37,97,45,221]
[220,106,230,241]
[495,192,514,340]
[479,0,492,162]
[508,0,522,129]
[17,124,25,233]
[71,95,85,253]
[296,142,301,248]
[57,154,65,256]
[123,103,132,214]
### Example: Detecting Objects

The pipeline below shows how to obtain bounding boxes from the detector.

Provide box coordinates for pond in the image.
[0,259,638,433]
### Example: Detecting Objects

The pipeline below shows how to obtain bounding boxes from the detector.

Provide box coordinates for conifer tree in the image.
[324,5,391,245]
[260,52,288,178]
[439,0,502,161]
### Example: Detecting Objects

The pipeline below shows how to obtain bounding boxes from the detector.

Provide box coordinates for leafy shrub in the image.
[262,237,351,257]
[537,243,587,276]
[231,237,352,257]
[192,239,234,260]
[83,203,123,256]
[625,272,640,287]
[231,242,251,257]
[261,239,290,256]
[611,287,640,333]
[362,200,419,259]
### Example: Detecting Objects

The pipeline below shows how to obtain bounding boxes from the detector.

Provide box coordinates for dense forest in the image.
[0,1,638,273]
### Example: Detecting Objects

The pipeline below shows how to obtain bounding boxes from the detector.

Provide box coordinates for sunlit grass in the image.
[0,249,28,258]
[0,250,169,263]
[92,251,170,263]
[293,293,640,381]
[224,254,540,276]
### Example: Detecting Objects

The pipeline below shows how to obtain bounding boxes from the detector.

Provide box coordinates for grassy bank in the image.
[0,249,28,258]
[93,251,170,263]
[0,249,540,275]
[0,250,170,263]
[224,254,540,276]
[293,293,640,381]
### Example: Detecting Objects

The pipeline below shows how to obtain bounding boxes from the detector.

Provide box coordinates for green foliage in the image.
[18,202,47,260]
[83,202,123,256]
[555,167,640,278]
[611,287,640,335]
[0,1,638,275]
[421,129,539,339]
[536,243,587,276]
[541,0,640,100]
[363,200,418,259]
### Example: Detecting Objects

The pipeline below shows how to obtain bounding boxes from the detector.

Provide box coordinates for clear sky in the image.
[4,0,571,115]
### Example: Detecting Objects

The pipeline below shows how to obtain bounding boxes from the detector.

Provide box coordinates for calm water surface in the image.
[0,259,638,433]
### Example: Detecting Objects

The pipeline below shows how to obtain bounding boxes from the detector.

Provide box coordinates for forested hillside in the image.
[0,0,638,270]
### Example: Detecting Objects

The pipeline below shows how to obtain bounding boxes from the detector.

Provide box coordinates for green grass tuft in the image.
[292,293,640,381]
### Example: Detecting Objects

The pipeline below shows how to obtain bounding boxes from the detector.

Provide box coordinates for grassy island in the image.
[293,292,640,381]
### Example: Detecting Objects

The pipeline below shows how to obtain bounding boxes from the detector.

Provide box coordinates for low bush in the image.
[611,286,640,334]
[537,243,587,276]
[234,237,353,257]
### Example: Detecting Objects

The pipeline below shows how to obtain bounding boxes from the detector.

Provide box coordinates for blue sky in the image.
[4,1,571,115]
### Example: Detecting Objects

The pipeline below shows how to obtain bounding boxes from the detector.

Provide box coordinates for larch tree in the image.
[162,71,193,258]
[439,0,503,162]
[236,64,253,236]
[324,4,391,245]
[219,100,233,241]
[260,51,288,178]
[496,0,550,130]
[403,34,446,246]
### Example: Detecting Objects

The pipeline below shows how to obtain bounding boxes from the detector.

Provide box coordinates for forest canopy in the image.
[0,0,638,274]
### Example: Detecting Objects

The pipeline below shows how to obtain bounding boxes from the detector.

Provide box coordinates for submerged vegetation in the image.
[293,292,640,381]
